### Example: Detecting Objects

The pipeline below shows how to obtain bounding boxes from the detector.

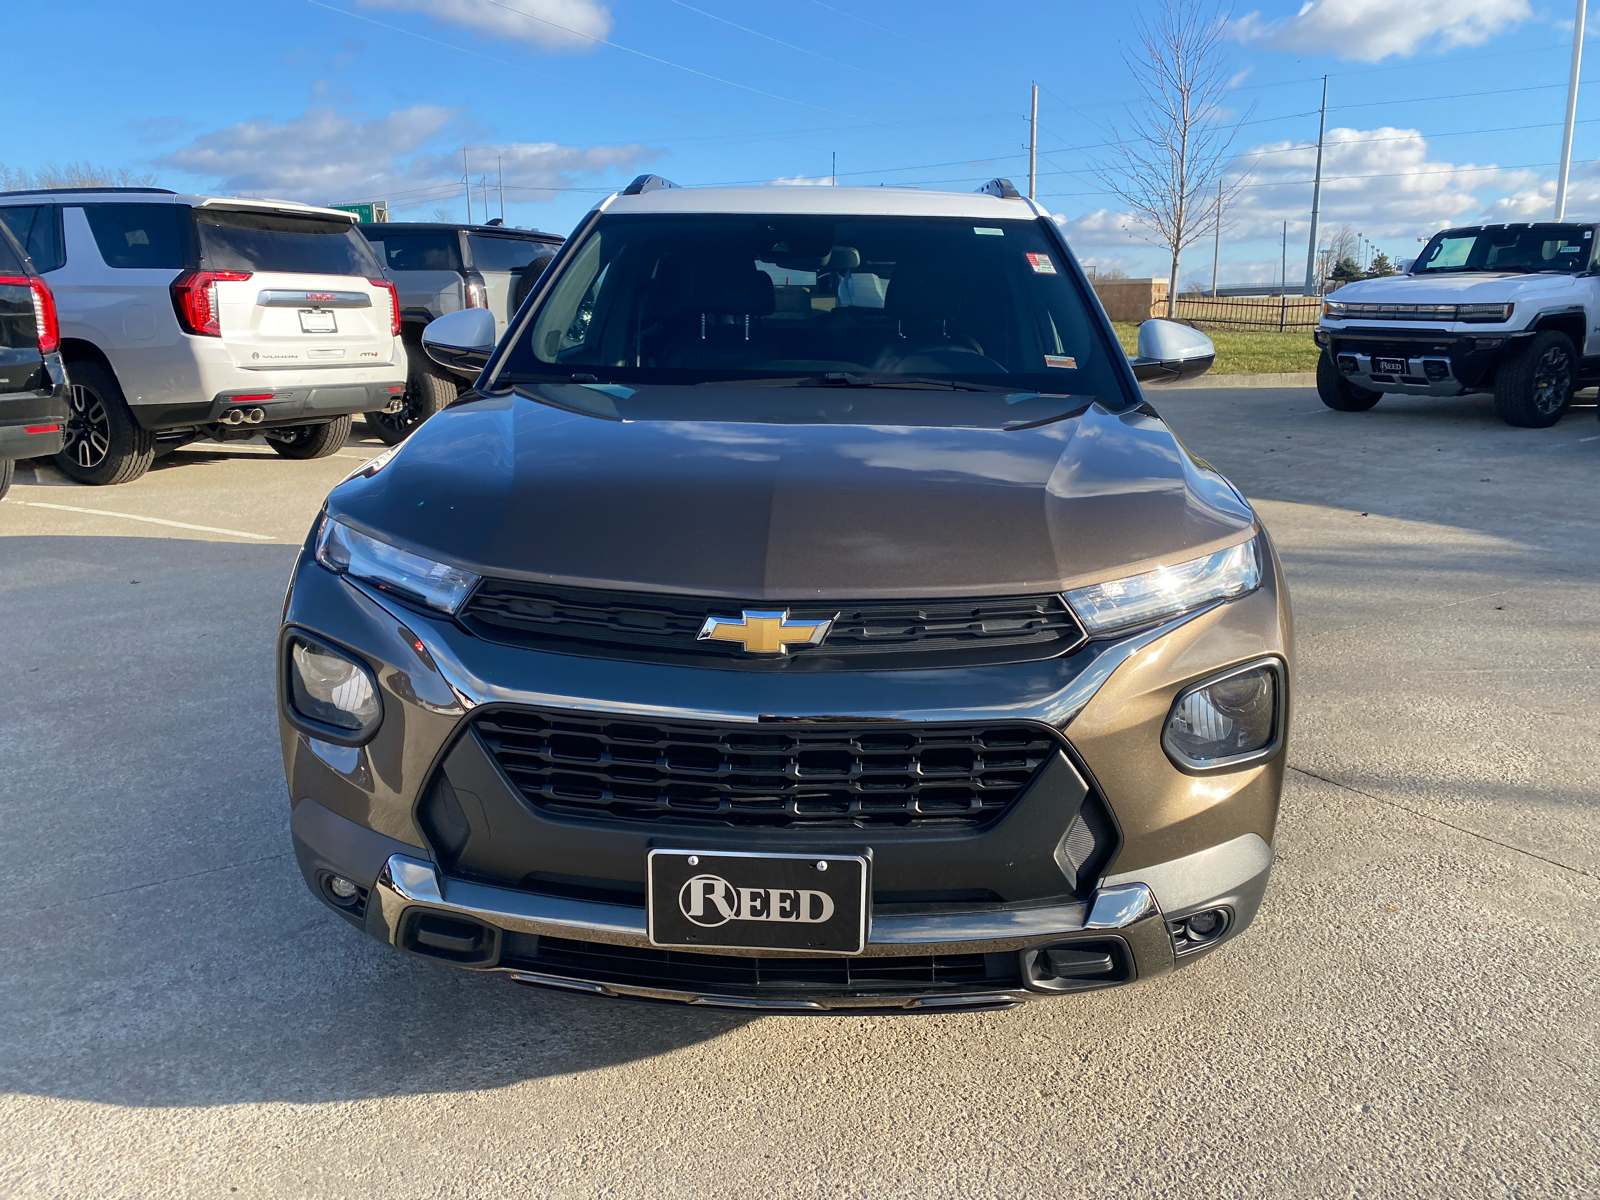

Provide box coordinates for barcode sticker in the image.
[1026,253,1057,274]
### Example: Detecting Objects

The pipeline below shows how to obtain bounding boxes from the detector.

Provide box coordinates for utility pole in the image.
[1556,0,1585,219]
[1303,75,1328,295]
[482,178,490,222]
[463,147,472,224]
[831,151,836,186]
[1028,83,1039,201]
[1280,221,1287,291]
[1211,175,1222,298]
[498,155,505,221]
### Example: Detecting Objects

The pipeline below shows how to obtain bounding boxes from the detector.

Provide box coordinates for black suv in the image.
[0,222,68,500]
[359,222,562,443]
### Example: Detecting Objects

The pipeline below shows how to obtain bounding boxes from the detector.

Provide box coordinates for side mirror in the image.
[421,309,497,376]
[1129,319,1216,383]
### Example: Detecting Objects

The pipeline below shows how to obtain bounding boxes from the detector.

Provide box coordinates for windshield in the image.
[496,213,1126,402]
[1413,224,1593,275]
[468,233,554,273]
[195,210,383,276]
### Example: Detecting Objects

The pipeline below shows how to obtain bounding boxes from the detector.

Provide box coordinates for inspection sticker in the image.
[973,226,1004,236]
[1044,354,1077,369]
[1026,252,1057,274]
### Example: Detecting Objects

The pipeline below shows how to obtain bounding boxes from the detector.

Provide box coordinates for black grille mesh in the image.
[462,581,1083,669]
[474,708,1060,827]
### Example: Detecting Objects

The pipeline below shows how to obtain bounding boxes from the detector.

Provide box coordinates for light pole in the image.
[1303,75,1328,295]
[1556,0,1586,219]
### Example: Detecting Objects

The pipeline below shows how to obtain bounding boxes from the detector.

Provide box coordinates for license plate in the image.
[647,849,869,954]
[299,309,337,334]
[1375,357,1407,374]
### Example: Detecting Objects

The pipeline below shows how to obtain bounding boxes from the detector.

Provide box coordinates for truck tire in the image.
[0,458,12,501]
[268,415,354,460]
[55,361,156,485]
[1316,352,1382,412]
[363,343,457,445]
[1493,330,1574,428]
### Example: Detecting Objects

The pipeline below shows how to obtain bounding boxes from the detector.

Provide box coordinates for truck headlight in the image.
[1162,659,1284,770]
[1064,538,1262,635]
[315,515,479,614]
[1455,303,1514,323]
[285,635,382,741]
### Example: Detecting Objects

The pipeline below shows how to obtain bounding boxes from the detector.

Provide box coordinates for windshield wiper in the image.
[808,372,1009,392]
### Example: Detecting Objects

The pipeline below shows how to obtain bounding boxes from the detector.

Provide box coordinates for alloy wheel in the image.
[1533,345,1573,416]
[370,379,424,440]
[64,384,111,469]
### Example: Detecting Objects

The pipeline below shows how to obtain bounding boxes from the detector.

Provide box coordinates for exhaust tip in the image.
[246,408,265,425]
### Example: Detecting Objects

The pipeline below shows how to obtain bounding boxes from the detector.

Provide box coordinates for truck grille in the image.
[461,580,1084,670]
[473,708,1060,827]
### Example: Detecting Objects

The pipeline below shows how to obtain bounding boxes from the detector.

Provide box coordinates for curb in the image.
[1154,371,1318,390]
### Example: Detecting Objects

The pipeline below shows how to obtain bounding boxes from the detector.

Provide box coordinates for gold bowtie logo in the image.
[697,609,836,655]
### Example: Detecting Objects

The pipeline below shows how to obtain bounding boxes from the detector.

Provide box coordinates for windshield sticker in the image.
[974,226,1004,236]
[1026,253,1057,274]
[1044,355,1077,369]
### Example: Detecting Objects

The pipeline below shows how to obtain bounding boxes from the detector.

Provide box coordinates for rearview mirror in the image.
[422,309,497,376]
[1129,319,1216,383]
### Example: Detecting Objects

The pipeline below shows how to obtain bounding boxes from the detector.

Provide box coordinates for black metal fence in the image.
[1171,295,1321,332]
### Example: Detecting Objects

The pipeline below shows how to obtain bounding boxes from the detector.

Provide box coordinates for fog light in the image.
[1337,355,1358,374]
[328,875,358,900]
[1168,906,1233,956]
[1185,910,1224,939]
[286,635,382,741]
[1163,659,1283,770]
[1423,360,1449,381]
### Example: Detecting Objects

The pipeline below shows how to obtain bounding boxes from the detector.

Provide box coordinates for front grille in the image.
[501,933,1022,998]
[473,708,1060,827]
[461,580,1084,670]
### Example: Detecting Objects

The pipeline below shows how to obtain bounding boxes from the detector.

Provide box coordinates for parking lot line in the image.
[11,501,277,542]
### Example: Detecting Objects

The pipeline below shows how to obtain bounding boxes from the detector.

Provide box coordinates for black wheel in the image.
[1316,352,1382,412]
[0,458,12,501]
[1494,330,1574,428]
[267,415,354,460]
[55,361,155,485]
[362,343,457,445]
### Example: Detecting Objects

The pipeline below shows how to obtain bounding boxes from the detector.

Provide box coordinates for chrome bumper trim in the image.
[370,854,1164,959]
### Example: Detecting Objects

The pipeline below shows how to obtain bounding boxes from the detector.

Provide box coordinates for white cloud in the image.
[355,0,610,52]
[159,106,655,211]
[1231,0,1532,62]
[770,175,834,186]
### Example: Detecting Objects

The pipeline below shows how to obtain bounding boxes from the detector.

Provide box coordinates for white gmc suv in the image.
[0,188,408,484]
[1315,222,1594,428]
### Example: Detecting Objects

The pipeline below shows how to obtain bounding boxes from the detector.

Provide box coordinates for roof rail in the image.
[0,186,177,197]
[621,174,679,196]
[975,178,1023,199]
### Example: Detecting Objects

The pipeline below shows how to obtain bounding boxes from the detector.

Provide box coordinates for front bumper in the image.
[280,530,1291,1011]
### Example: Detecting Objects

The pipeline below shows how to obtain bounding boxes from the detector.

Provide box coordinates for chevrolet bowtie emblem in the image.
[697,609,837,655]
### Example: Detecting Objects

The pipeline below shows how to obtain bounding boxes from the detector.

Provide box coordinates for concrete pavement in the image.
[0,392,1595,1198]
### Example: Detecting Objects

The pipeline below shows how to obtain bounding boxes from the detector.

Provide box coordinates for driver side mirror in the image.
[422,309,497,377]
[1129,319,1216,383]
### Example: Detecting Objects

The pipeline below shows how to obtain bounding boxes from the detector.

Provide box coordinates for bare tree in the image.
[0,161,158,190]
[1095,1,1249,318]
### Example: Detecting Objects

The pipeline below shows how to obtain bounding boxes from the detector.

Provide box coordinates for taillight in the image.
[171,269,252,336]
[0,275,58,354]
[371,278,401,335]
[464,279,488,309]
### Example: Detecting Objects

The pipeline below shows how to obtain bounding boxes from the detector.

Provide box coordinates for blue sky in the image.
[5,0,1593,285]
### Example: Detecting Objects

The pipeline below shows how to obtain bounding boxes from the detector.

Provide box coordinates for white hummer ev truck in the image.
[1315,222,1594,428]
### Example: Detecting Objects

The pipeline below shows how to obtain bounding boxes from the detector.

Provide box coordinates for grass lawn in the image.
[1111,322,1321,375]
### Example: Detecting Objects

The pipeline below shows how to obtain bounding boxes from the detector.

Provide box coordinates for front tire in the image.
[267,415,353,460]
[0,458,12,501]
[55,361,156,485]
[1494,331,1574,428]
[1316,352,1382,412]
[362,343,457,445]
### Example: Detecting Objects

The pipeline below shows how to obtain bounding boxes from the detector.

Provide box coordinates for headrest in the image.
[688,259,775,315]
[885,261,961,320]
[823,246,861,271]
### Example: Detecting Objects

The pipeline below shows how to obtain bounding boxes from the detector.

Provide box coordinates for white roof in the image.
[604,184,1049,221]
[0,190,357,221]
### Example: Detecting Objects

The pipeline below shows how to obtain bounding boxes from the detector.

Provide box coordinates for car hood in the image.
[328,388,1256,599]
[1333,273,1581,303]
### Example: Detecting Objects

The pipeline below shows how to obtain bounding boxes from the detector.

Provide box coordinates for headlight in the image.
[1163,659,1284,770]
[1322,300,1346,319]
[1455,302,1514,323]
[1064,538,1262,635]
[285,635,382,741]
[314,515,479,614]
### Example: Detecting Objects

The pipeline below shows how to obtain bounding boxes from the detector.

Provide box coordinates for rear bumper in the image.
[0,363,70,459]
[132,379,408,431]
